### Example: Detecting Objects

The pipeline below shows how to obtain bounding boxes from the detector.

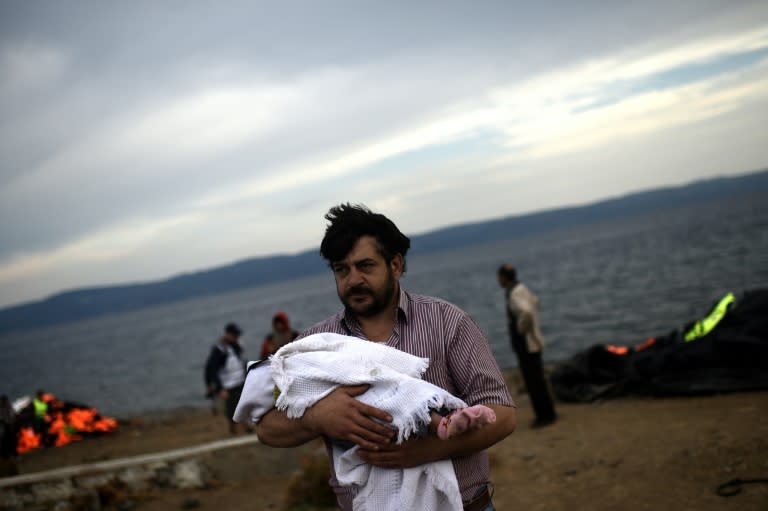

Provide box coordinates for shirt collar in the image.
[396,285,410,324]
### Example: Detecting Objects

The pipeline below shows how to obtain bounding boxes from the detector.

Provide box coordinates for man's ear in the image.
[390,253,404,279]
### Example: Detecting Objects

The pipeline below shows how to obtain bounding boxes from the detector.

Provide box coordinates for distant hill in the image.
[1,169,766,335]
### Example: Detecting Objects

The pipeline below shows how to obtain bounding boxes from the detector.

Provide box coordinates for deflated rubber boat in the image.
[550,288,768,402]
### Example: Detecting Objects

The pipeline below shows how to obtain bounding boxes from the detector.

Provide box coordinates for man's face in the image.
[273,320,288,332]
[331,235,402,318]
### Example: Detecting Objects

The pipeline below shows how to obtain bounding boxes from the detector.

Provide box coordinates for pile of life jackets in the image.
[15,393,118,453]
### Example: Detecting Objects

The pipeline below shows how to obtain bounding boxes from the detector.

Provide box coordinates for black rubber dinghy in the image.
[550,288,768,402]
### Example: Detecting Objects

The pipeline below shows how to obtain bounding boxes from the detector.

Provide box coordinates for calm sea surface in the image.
[2,193,767,417]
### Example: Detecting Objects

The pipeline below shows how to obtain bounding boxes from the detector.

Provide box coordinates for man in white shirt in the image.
[497,264,557,428]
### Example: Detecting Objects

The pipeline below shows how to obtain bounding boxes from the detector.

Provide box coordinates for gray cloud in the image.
[1,0,767,306]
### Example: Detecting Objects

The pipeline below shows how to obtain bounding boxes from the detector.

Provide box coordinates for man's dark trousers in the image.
[508,323,557,422]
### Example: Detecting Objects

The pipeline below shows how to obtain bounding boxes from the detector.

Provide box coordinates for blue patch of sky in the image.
[350,129,506,178]
[573,46,768,114]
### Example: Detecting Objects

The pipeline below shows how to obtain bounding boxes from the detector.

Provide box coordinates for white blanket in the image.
[235,332,466,511]
[233,359,275,424]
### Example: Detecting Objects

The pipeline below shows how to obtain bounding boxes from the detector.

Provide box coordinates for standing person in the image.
[260,311,299,359]
[32,389,48,432]
[205,323,248,434]
[497,264,557,428]
[0,395,18,476]
[31,389,52,447]
[255,203,516,511]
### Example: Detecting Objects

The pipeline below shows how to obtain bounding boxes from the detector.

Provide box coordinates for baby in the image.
[234,346,496,443]
[235,332,500,511]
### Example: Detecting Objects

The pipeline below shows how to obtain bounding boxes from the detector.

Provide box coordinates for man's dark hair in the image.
[497,263,517,282]
[320,203,411,271]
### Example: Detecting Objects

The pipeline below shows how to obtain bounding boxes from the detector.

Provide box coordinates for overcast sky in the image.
[1,1,767,308]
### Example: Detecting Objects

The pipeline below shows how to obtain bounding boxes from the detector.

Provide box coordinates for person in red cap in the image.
[260,311,299,360]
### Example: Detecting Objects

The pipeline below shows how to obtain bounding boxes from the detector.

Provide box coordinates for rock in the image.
[171,460,210,489]
[31,480,76,502]
[117,466,153,492]
[75,473,115,490]
[1,457,216,510]
[153,466,174,488]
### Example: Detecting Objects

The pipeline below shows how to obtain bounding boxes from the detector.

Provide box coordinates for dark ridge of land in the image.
[1,169,767,335]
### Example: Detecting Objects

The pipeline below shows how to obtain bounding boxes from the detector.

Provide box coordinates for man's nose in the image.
[346,267,365,287]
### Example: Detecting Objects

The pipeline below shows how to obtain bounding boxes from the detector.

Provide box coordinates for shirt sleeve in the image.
[447,313,515,408]
[509,286,534,331]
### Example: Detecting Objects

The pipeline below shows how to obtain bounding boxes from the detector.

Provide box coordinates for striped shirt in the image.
[298,287,515,509]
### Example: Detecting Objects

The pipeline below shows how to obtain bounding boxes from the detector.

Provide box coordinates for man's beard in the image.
[340,271,397,318]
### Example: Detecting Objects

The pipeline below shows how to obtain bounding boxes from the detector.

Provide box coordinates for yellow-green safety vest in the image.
[684,292,735,342]
[33,398,48,418]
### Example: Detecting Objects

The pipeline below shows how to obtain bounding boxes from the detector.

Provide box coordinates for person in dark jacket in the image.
[205,323,248,434]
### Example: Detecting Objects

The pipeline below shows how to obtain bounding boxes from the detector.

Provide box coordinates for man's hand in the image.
[302,385,396,450]
[357,436,441,468]
[358,403,517,468]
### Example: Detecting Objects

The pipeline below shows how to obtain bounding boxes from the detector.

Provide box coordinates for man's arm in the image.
[255,385,397,449]
[204,348,223,392]
[253,407,318,447]
[357,404,516,468]
[509,286,535,332]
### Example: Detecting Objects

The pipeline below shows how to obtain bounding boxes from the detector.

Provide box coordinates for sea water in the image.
[1,192,766,417]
